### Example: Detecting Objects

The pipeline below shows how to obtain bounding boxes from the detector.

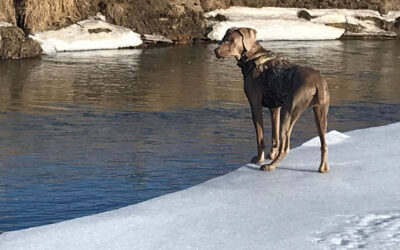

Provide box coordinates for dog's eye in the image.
[218,41,223,45]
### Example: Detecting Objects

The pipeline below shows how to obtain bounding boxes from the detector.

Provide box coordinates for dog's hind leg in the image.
[261,103,305,171]
[268,107,280,160]
[313,102,329,173]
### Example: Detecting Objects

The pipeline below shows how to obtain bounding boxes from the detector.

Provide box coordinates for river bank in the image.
[1,0,400,58]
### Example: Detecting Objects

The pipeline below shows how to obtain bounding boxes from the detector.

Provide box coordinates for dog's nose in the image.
[214,47,220,57]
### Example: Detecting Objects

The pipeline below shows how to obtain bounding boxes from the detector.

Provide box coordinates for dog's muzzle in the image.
[214,47,222,59]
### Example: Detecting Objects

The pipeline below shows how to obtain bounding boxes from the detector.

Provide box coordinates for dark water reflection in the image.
[0,41,399,232]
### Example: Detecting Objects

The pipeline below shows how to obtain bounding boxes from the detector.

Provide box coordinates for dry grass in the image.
[100,1,128,27]
[21,0,99,32]
[0,0,16,24]
[383,0,400,13]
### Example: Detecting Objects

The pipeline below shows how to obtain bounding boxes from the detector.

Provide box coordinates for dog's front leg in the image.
[250,105,265,163]
[268,107,280,160]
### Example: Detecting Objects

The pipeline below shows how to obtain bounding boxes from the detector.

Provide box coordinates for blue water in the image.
[1,41,400,233]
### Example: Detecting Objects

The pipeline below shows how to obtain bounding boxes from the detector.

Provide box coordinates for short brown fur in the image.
[214,27,330,173]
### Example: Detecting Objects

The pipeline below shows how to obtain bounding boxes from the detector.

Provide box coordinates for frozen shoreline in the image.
[23,7,400,55]
[206,7,399,41]
[6,7,398,56]
[30,15,143,55]
[1,122,400,249]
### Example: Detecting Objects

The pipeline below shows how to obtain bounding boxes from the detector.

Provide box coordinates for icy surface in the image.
[315,212,400,249]
[206,7,397,41]
[30,18,142,54]
[1,122,400,250]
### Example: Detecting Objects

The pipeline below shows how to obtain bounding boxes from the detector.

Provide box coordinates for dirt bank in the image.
[7,0,400,40]
[98,0,205,43]
[1,0,400,59]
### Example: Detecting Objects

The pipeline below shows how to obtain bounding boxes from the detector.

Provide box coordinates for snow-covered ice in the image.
[207,19,344,41]
[205,7,384,22]
[206,7,398,41]
[0,122,399,249]
[30,16,142,55]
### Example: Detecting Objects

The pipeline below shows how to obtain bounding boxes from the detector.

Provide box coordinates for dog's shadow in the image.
[245,163,318,173]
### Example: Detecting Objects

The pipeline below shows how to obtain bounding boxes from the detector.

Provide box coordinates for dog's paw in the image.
[267,152,277,160]
[318,163,330,173]
[267,147,280,160]
[251,156,264,164]
[260,164,275,171]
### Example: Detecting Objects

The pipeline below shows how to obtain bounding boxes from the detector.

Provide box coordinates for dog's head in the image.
[214,27,257,60]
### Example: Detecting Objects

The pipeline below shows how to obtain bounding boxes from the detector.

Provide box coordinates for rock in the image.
[142,34,173,45]
[325,23,364,33]
[0,26,42,59]
[297,9,315,21]
[389,16,400,37]
[395,17,400,28]
[88,28,112,34]
[342,31,397,39]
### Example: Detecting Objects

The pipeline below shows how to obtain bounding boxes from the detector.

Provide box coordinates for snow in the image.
[207,20,344,41]
[1,122,399,249]
[205,7,384,22]
[384,11,400,22]
[206,7,397,41]
[315,212,400,249]
[0,22,13,27]
[302,130,350,147]
[30,16,142,55]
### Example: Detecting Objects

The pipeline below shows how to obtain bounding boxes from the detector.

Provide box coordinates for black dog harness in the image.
[237,48,298,109]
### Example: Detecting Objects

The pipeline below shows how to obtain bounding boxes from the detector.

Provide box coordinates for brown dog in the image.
[214,27,330,173]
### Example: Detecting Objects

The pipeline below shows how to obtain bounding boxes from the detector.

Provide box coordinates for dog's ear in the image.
[237,28,257,52]
[221,27,237,43]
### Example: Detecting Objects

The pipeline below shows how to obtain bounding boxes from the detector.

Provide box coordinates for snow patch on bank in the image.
[206,7,398,41]
[384,11,400,22]
[302,130,350,147]
[0,22,13,27]
[30,16,142,55]
[207,20,344,41]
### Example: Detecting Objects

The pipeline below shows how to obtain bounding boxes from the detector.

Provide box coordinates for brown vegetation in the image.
[0,0,16,24]
[15,0,99,32]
